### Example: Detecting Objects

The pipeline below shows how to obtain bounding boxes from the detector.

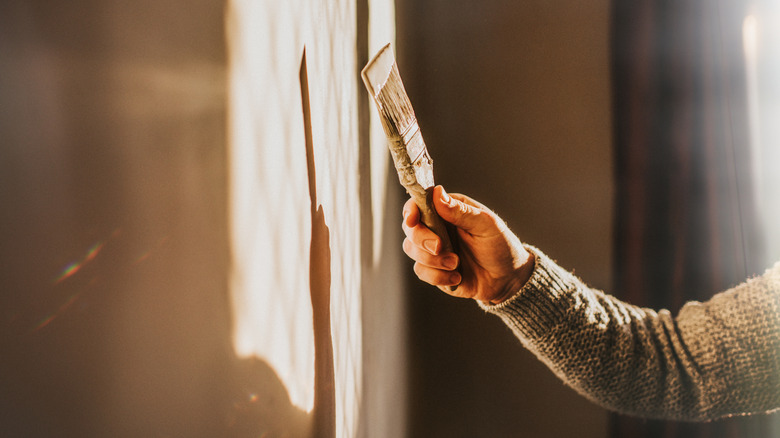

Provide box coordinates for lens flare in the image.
[35,292,83,331]
[133,236,170,265]
[53,241,106,284]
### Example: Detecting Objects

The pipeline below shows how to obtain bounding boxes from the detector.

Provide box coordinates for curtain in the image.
[610,0,775,436]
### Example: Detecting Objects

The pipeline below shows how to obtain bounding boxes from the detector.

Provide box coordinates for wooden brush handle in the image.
[413,188,454,254]
[413,188,460,292]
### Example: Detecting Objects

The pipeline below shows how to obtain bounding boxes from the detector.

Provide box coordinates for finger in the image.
[403,238,459,270]
[449,192,492,212]
[402,203,442,255]
[402,198,419,226]
[432,186,505,236]
[413,262,462,287]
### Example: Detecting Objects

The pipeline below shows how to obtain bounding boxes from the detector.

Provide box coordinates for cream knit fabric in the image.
[480,246,780,421]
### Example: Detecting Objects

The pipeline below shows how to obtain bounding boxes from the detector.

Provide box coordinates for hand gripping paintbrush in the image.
[361,43,460,290]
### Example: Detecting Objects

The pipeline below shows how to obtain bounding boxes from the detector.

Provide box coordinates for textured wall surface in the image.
[227,0,403,436]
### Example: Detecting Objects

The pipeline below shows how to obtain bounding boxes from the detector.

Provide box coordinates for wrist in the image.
[487,250,536,305]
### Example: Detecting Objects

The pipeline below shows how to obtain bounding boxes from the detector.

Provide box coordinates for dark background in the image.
[397,0,614,436]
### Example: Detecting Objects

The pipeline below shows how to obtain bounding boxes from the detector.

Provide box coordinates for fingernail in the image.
[423,239,439,255]
[443,255,459,270]
[449,272,461,285]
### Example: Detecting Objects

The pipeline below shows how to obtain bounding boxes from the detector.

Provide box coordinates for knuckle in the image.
[413,262,425,279]
[402,238,413,256]
[458,201,475,216]
[413,263,436,286]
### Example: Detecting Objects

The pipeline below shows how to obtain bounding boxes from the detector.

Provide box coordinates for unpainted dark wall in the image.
[397,1,614,437]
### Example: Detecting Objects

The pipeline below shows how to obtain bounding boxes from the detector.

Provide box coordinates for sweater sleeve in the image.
[479,246,780,421]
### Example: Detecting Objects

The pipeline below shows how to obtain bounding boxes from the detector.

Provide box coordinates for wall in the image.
[0,1,232,436]
[0,0,403,437]
[396,1,614,437]
[226,0,404,436]
[747,1,780,264]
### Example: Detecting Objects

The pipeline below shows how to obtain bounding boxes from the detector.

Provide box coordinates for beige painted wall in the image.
[397,1,614,437]
[226,0,404,436]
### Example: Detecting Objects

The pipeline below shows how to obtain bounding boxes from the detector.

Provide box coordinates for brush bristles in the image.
[374,63,417,138]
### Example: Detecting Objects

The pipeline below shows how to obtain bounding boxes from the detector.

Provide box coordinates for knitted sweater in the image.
[480,246,780,421]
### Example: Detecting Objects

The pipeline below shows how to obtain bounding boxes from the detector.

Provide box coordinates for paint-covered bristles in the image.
[373,63,417,138]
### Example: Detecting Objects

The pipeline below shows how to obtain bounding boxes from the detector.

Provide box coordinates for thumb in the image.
[432,186,494,235]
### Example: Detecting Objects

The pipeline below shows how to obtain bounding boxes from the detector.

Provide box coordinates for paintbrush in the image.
[361,43,459,289]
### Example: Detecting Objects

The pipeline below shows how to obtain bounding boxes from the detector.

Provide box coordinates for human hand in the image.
[402,185,535,304]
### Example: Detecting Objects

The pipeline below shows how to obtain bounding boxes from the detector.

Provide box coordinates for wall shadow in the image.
[301,48,337,438]
[223,357,311,437]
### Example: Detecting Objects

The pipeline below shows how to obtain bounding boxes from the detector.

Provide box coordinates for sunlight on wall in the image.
[226,0,394,436]
[226,0,315,412]
[743,4,780,263]
[368,0,395,266]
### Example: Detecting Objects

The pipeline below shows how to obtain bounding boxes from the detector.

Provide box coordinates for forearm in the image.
[480,247,780,421]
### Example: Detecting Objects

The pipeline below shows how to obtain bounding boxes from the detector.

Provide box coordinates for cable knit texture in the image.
[479,246,780,421]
